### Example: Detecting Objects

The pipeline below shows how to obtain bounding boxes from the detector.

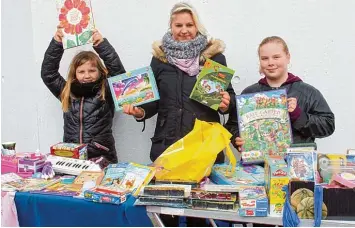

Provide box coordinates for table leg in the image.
[147,212,165,227]
[208,218,218,227]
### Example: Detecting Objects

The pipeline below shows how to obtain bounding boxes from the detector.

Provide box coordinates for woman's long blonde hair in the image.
[60,51,108,112]
[169,2,207,36]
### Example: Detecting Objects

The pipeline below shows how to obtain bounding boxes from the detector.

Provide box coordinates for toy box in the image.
[210,163,265,186]
[18,155,45,174]
[238,186,268,217]
[50,142,87,160]
[264,155,289,217]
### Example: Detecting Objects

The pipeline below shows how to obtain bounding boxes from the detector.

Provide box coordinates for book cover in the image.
[56,0,95,49]
[190,58,235,110]
[31,182,82,196]
[100,163,129,186]
[73,171,104,185]
[108,66,160,111]
[236,89,292,164]
[118,163,156,196]
[287,152,316,181]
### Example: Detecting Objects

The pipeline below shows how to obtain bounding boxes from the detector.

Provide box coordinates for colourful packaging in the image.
[264,155,289,217]
[50,142,87,160]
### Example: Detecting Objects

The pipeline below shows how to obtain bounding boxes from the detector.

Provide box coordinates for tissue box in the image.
[50,142,87,160]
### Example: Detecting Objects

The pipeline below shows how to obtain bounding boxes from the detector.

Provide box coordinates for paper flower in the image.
[59,0,91,35]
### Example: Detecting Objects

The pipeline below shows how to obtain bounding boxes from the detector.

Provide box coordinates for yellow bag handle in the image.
[201,121,236,176]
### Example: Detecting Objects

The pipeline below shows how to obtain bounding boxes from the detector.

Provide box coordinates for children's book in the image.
[73,171,104,186]
[1,173,23,184]
[100,163,129,186]
[55,0,95,49]
[190,58,235,110]
[118,163,156,196]
[236,89,292,164]
[287,152,316,181]
[108,66,160,111]
[30,182,82,197]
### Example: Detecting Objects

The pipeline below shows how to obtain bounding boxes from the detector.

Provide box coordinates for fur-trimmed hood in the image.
[152,39,226,63]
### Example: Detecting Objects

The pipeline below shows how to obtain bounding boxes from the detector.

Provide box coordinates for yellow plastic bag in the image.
[153,119,236,183]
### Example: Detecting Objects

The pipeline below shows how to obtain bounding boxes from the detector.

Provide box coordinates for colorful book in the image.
[31,182,82,196]
[56,0,95,49]
[100,163,129,186]
[190,58,235,110]
[117,163,156,196]
[287,152,316,181]
[108,66,160,111]
[236,89,292,164]
[73,171,104,186]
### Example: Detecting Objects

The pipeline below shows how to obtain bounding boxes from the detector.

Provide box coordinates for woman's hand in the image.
[92,29,104,46]
[218,91,230,113]
[54,25,64,43]
[234,137,245,152]
[287,97,298,113]
[123,104,145,119]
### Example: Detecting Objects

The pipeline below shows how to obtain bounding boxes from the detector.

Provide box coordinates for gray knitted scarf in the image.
[162,32,208,76]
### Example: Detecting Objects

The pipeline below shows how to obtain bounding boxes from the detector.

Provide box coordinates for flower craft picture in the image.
[56,0,95,49]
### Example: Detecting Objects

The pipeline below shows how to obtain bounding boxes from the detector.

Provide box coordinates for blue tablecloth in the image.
[14,192,153,227]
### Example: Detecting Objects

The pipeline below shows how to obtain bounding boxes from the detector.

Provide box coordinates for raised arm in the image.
[41,28,66,99]
[92,30,125,77]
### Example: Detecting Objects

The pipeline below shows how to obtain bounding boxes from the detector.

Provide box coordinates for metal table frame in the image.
[146,206,355,227]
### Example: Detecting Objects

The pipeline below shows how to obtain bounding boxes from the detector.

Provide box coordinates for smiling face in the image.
[171,12,198,41]
[259,42,290,82]
[75,60,100,83]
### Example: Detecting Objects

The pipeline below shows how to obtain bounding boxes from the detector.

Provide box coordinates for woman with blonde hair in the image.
[41,26,125,166]
[124,2,236,166]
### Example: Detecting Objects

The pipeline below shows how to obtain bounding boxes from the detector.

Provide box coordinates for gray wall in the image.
[2,0,355,165]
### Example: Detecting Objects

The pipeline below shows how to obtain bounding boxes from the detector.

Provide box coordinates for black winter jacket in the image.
[225,73,335,149]
[41,38,125,162]
[138,39,236,162]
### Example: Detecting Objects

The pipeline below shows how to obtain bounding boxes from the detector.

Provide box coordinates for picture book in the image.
[118,163,156,196]
[108,66,160,111]
[55,0,95,49]
[236,89,292,164]
[3,178,60,192]
[73,171,104,186]
[100,163,129,186]
[30,182,82,197]
[190,58,235,110]
[287,152,316,181]
[1,173,23,184]
[21,178,61,192]
[1,179,28,192]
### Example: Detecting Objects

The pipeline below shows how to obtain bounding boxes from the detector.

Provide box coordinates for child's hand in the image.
[123,104,145,119]
[218,91,230,113]
[235,137,244,152]
[92,29,104,46]
[54,25,64,43]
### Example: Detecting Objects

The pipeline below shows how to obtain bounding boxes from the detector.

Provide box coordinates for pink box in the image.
[18,156,45,174]
[1,154,35,178]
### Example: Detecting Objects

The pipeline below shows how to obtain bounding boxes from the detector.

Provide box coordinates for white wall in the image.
[1,0,355,164]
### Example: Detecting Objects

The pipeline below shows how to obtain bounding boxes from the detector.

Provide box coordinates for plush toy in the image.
[41,161,55,179]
